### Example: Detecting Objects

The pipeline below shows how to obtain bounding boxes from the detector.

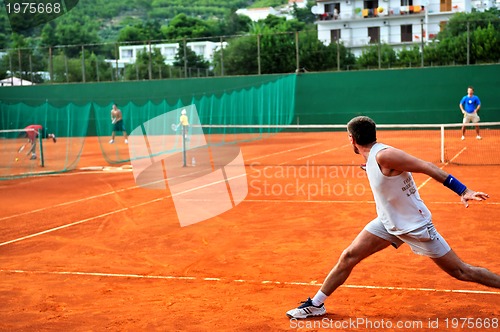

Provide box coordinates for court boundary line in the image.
[1,269,498,295]
[417,147,467,190]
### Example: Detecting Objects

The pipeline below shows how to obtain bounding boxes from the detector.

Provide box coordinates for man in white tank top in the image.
[286,116,499,319]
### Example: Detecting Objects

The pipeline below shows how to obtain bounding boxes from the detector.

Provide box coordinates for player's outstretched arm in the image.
[376,148,489,207]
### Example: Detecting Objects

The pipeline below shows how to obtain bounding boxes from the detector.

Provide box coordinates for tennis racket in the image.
[18,143,27,153]
[171,123,179,131]
[112,118,117,124]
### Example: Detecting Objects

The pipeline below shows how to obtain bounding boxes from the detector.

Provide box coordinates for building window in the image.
[331,29,341,42]
[364,0,379,9]
[368,27,380,43]
[401,24,412,42]
[163,47,176,60]
[121,49,133,59]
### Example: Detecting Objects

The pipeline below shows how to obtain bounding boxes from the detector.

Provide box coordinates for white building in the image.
[117,41,227,66]
[313,0,496,56]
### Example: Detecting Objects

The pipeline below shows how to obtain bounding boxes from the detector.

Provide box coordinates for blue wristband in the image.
[443,175,467,196]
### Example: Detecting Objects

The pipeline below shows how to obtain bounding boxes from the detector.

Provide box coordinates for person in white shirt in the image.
[286,115,499,319]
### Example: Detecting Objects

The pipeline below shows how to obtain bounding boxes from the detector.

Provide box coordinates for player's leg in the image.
[432,250,500,288]
[286,223,393,319]
[28,139,37,159]
[123,130,128,144]
[461,115,469,139]
[320,229,392,295]
[109,131,115,144]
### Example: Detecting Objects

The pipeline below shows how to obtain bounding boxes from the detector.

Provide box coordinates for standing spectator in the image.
[459,86,481,140]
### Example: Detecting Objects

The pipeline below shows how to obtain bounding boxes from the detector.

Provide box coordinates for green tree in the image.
[161,14,215,40]
[118,20,164,43]
[357,43,397,69]
[123,48,169,80]
[396,46,421,67]
[173,44,210,77]
[431,9,500,65]
[292,1,317,24]
[1,33,45,82]
[213,35,259,75]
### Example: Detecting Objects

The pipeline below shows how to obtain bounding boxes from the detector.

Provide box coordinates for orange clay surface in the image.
[0,134,499,331]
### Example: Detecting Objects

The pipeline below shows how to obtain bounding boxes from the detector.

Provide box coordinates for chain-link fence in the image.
[1,20,499,85]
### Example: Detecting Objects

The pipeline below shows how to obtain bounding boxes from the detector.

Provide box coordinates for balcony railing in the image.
[317,5,425,21]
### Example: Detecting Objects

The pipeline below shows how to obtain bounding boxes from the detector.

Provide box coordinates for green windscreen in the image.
[93,74,297,164]
[0,102,90,179]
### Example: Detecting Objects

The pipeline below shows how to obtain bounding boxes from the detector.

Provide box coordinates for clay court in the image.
[0,130,499,331]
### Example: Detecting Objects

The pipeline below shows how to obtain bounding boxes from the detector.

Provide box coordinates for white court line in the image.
[295,144,350,161]
[0,208,128,247]
[245,142,324,162]
[417,147,467,191]
[1,269,498,295]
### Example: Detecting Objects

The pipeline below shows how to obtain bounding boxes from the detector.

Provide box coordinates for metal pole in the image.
[421,21,425,67]
[295,31,300,73]
[81,45,86,83]
[96,59,100,82]
[29,54,33,82]
[115,43,119,81]
[148,41,152,80]
[183,38,188,78]
[257,34,261,75]
[9,54,13,85]
[18,48,22,85]
[49,47,53,83]
[467,21,470,65]
[378,39,381,69]
[65,55,69,82]
[220,36,224,77]
[337,37,341,71]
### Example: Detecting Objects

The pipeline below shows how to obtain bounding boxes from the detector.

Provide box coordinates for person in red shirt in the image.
[19,125,57,160]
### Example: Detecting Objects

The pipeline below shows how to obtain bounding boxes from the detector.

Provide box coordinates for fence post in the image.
[466,21,470,65]
[148,40,152,80]
[65,55,69,83]
[81,45,86,83]
[220,36,224,77]
[18,48,22,85]
[49,47,53,83]
[257,34,261,75]
[337,37,341,71]
[183,38,187,78]
[295,31,300,73]
[115,43,119,81]
[421,20,425,67]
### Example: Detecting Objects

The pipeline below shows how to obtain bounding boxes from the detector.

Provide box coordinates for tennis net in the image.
[195,122,500,167]
[0,128,44,177]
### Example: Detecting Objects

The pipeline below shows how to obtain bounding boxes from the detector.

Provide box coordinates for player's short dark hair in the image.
[347,116,377,146]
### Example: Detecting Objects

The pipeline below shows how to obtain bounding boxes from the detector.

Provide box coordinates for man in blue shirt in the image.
[459,86,481,140]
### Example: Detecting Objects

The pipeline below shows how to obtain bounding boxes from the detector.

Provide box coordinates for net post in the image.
[39,132,45,167]
[440,125,444,163]
[182,126,187,167]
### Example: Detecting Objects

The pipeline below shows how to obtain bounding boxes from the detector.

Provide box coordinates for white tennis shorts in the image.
[463,113,480,124]
[364,218,451,258]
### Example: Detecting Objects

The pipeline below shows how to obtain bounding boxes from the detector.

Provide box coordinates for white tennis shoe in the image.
[286,298,326,319]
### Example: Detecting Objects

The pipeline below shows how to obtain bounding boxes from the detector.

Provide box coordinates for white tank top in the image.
[366,143,431,235]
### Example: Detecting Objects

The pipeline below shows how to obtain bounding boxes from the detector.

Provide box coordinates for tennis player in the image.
[178,109,189,141]
[286,116,499,319]
[109,104,128,144]
[459,86,481,140]
[20,124,56,160]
